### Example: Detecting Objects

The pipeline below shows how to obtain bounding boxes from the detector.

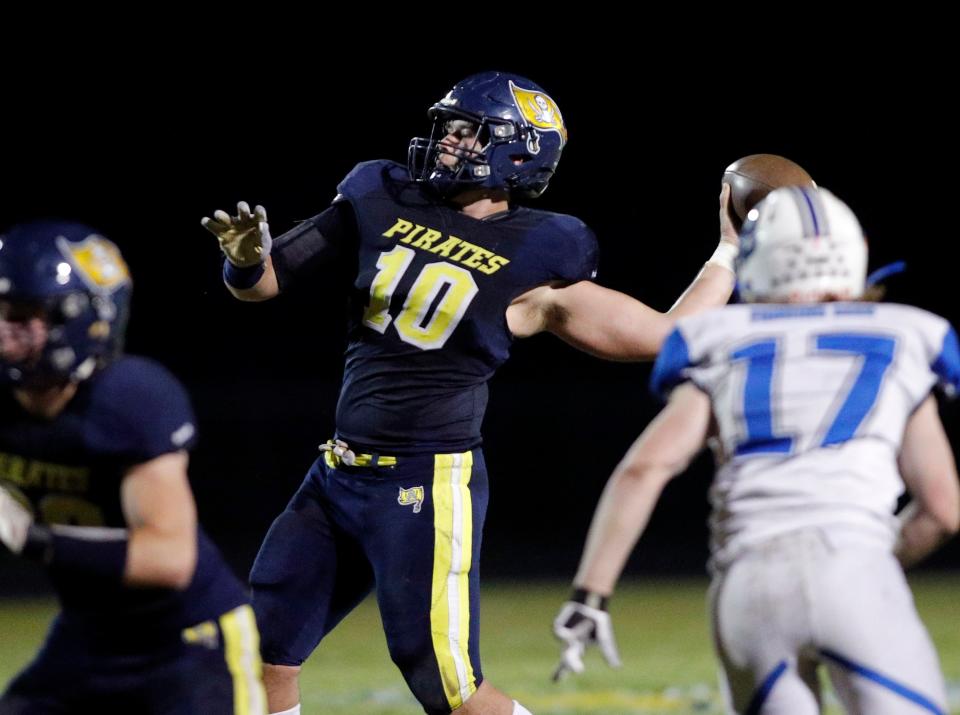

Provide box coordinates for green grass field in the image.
[2,576,958,714]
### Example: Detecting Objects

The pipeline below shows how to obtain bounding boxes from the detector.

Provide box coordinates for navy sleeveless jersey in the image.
[273,160,598,453]
[0,356,246,642]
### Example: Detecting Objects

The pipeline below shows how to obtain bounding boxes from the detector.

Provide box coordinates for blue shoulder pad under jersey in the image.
[649,328,693,401]
[544,214,599,283]
[86,356,198,462]
[933,324,960,398]
[335,160,402,204]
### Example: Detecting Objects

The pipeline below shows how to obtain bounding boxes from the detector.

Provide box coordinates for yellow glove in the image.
[202,201,272,267]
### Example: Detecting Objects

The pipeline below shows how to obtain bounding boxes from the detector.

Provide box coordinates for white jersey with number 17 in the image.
[650,302,960,567]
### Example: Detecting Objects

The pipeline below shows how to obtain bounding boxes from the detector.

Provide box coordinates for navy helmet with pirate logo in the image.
[0,220,132,386]
[408,71,567,200]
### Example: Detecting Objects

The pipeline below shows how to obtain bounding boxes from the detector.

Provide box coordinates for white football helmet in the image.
[736,186,867,303]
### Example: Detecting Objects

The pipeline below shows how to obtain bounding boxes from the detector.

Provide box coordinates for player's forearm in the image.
[224,256,280,302]
[895,502,958,568]
[551,249,735,360]
[126,524,198,589]
[574,467,670,595]
[545,282,671,361]
[119,452,200,589]
[556,311,667,362]
[667,246,737,320]
[896,396,960,568]
[575,385,710,592]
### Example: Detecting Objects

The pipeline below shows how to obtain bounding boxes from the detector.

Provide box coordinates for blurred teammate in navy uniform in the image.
[0,222,266,714]
[204,71,739,715]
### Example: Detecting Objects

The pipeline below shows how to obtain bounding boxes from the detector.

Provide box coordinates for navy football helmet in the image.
[0,220,132,386]
[408,71,567,200]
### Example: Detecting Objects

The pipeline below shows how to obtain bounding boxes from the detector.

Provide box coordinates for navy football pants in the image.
[250,449,487,714]
[0,605,264,714]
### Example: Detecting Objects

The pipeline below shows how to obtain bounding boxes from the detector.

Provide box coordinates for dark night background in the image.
[1,40,957,591]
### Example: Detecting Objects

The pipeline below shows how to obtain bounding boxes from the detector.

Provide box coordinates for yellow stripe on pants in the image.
[430,451,477,709]
[219,604,267,715]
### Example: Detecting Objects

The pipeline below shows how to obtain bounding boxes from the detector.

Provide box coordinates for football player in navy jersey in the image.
[0,221,266,714]
[203,71,739,715]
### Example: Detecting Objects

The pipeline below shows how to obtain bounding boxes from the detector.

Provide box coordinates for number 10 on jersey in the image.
[362,246,479,350]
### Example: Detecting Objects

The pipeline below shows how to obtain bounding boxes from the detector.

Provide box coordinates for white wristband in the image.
[706,241,739,273]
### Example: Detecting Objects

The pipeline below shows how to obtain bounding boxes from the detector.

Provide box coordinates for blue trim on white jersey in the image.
[833,303,876,316]
[751,305,826,321]
[649,329,692,401]
[932,325,960,398]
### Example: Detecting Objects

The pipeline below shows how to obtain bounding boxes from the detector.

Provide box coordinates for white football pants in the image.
[709,528,946,714]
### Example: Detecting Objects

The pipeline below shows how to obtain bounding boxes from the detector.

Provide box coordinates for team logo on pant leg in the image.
[398,486,425,513]
[181,619,220,649]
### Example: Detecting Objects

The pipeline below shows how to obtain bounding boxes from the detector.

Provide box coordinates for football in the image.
[722,154,815,228]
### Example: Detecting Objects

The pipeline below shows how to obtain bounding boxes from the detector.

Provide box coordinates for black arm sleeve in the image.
[271,200,359,291]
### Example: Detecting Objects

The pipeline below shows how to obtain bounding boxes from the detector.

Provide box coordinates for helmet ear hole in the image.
[53,293,90,322]
[474,124,491,147]
[524,129,541,155]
